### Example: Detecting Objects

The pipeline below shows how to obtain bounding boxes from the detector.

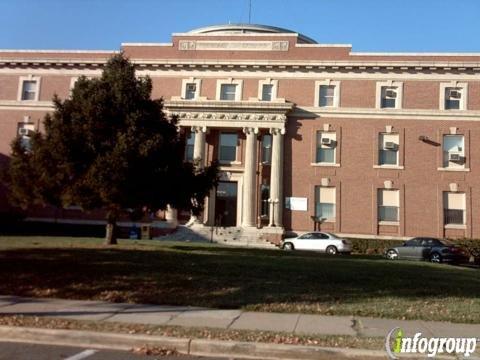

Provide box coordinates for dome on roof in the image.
[188,24,317,44]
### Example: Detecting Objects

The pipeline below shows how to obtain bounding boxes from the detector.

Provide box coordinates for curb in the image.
[0,325,460,360]
[0,325,385,359]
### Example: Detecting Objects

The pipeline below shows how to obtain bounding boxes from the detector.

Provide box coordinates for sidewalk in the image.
[1,295,479,339]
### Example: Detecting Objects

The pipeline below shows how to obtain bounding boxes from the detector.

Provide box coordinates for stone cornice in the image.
[165,99,294,131]
[165,99,293,112]
[293,106,480,121]
[2,57,480,74]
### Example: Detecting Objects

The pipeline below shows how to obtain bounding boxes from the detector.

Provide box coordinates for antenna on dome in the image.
[248,0,252,24]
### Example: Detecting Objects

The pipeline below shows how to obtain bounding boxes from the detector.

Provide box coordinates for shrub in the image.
[348,238,405,255]
[450,238,480,263]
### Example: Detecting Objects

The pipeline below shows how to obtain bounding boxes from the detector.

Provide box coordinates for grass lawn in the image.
[0,236,479,323]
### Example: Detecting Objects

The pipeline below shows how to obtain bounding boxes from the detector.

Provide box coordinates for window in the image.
[219,133,238,162]
[380,87,398,109]
[21,80,38,101]
[376,81,403,109]
[181,78,201,100]
[185,83,197,100]
[261,84,273,101]
[444,87,462,110]
[314,81,340,108]
[442,135,465,168]
[315,187,336,221]
[378,189,399,222]
[440,83,467,110]
[17,122,35,151]
[404,239,421,247]
[185,132,195,161]
[261,134,272,164]
[260,184,270,218]
[316,131,336,164]
[220,84,237,101]
[258,79,278,101]
[319,85,335,107]
[443,192,466,225]
[217,79,242,101]
[378,133,399,166]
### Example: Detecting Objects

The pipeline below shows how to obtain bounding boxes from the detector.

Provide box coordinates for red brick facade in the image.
[2,24,480,240]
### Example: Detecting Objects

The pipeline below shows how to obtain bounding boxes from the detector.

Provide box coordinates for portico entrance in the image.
[215,181,237,226]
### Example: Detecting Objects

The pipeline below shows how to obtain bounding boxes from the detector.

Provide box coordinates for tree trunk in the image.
[105,222,118,245]
[105,211,118,245]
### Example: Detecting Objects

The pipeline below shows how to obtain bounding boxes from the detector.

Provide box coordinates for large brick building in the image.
[1,24,480,243]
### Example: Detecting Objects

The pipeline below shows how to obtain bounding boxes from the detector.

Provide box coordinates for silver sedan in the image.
[282,232,352,254]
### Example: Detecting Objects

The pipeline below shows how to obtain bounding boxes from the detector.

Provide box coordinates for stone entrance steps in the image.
[154,225,279,249]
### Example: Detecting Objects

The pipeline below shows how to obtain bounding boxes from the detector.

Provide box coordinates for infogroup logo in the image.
[385,327,478,359]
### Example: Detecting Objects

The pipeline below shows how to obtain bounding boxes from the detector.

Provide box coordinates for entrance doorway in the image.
[215,181,237,226]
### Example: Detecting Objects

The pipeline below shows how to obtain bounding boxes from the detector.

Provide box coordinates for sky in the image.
[1,0,479,52]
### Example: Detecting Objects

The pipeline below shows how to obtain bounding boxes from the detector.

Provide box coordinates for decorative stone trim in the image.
[3,58,480,74]
[179,40,289,52]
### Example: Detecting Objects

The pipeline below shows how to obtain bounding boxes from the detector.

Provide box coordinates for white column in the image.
[242,127,258,227]
[269,128,285,227]
[165,205,178,227]
[189,126,207,225]
[192,126,207,168]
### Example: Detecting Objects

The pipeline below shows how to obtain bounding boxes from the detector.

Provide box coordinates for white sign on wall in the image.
[285,197,308,211]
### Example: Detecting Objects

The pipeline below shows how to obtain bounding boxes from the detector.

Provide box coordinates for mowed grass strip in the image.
[0,236,479,323]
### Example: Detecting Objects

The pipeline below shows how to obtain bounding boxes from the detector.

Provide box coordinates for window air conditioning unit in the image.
[321,138,333,146]
[18,128,28,136]
[449,153,463,162]
[449,90,462,99]
[384,142,397,150]
[186,84,196,91]
[385,89,397,98]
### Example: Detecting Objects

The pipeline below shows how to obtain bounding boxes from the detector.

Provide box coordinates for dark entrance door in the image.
[215,181,237,226]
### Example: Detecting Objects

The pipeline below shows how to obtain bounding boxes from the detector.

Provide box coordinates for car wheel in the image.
[283,242,294,251]
[386,249,399,260]
[430,252,442,263]
[326,246,338,255]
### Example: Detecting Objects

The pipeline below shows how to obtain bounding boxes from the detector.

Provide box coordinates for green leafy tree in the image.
[5,53,218,244]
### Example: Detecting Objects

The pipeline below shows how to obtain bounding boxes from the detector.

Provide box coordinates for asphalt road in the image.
[0,341,230,360]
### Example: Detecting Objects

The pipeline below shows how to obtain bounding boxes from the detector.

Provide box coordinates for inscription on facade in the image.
[179,40,289,51]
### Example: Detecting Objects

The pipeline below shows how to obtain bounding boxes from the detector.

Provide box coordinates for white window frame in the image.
[440,82,468,111]
[181,77,202,100]
[378,133,400,167]
[441,134,466,170]
[218,132,240,164]
[378,189,400,225]
[443,192,466,227]
[315,186,336,222]
[375,81,403,110]
[18,75,41,102]
[314,80,340,108]
[315,131,337,165]
[17,121,35,150]
[258,79,278,101]
[70,76,79,91]
[185,131,195,161]
[216,79,243,101]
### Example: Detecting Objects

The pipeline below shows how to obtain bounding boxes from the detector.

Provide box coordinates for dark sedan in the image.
[385,237,470,263]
